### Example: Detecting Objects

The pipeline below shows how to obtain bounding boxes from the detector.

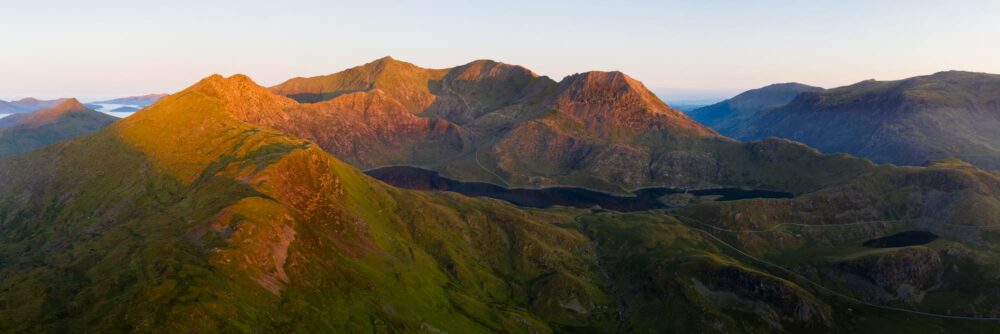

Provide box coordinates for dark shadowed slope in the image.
[689,83,823,135]
[727,71,1000,170]
[0,98,117,158]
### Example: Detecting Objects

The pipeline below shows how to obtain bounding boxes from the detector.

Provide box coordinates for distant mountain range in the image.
[691,71,1000,170]
[91,93,168,107]
[688,83,823,134]
[0,99,118,158]
[0,97,69,114]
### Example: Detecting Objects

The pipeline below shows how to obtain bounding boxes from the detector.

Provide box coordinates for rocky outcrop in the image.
[550,71,715,139]
[694,265,830,330]
[839,247,944,303]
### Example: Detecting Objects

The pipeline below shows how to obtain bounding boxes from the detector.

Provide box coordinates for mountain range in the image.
[91,93,169,107]
[0,97,69,114]
[691,71,1000,170]
[0,59,999,332]
[264,57,875,194]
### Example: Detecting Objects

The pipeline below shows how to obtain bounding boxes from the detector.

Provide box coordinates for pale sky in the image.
[2,0,999,102]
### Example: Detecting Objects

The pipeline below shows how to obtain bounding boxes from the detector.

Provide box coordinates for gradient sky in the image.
[2,0,999,102]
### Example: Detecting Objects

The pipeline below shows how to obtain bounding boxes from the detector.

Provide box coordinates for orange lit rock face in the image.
[267,57,725,191]
[550,71,716,138]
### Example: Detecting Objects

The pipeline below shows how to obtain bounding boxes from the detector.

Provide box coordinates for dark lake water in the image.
[365,166,793,212]
[862,231,939,248]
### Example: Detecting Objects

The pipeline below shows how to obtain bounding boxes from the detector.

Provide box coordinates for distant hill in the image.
[725,71,1000,170]
[0,98,118,158]
[92,93,168,107]
[668,103,710,112]
[0,97,69,114]
[688,83,822,135]
[110,106,139,113]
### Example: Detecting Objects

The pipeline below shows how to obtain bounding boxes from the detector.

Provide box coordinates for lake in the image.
[365,166,794,212]
[863,231,939,248]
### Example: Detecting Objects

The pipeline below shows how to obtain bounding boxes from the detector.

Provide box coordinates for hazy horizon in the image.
[3,0,999,101]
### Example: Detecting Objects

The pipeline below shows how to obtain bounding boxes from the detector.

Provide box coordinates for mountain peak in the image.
[162,73,297,123]
[189,74,267,97]
[16,98,100,128]
[13,97,68,107]
[559,71,651,97]
[362,56,421,72]
[49,98,87,113]
[565,70,630,81]
[450,60,539,81]
[15,97,43,104]
[551,70,716,137]
[757,82,821,91]
[271,57,446,105]
[729,82,822,105]
[557,71,659,106]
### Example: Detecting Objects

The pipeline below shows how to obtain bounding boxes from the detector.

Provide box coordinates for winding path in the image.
[440,78,510,187]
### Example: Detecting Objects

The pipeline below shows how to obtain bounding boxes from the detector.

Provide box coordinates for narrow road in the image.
[474,146,509,187]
